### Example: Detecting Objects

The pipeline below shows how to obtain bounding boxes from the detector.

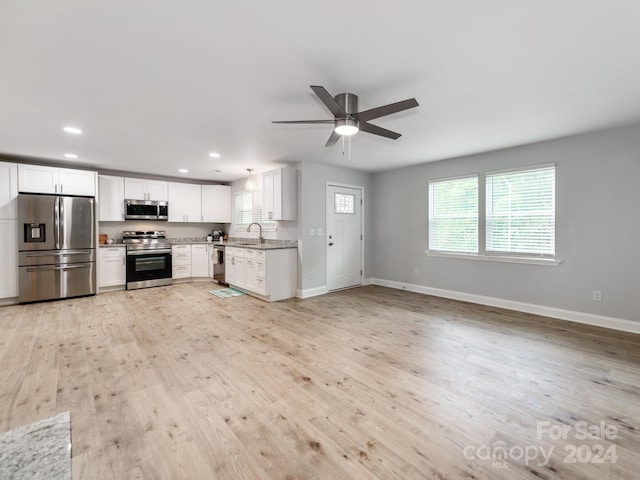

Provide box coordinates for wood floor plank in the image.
[1,283,639,479]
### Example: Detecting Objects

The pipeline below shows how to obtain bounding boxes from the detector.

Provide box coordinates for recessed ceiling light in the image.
[63,126,83,134]
[179,168,189,173]
[209,152,221,158]
[64,153,78,159]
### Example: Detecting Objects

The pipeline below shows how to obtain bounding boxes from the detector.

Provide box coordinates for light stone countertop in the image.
[0,411,71,480]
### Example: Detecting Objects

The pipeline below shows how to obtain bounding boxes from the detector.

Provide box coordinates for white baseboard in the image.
[297,286,329,299]
[369,278,640,335]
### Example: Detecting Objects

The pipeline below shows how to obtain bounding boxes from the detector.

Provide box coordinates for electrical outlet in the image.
[317,228,323,236]
[414,268,420,276]
[309,228,316,236]
[592,290,602,302]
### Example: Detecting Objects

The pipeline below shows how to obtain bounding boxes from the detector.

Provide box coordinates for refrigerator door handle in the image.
[59,196,65,248]
[54,197,60,249]
[26,264,91,272]
[25,249,93,257]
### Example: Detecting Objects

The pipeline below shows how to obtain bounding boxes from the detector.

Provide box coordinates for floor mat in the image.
[0,411,71,479]
[209,288,246,298]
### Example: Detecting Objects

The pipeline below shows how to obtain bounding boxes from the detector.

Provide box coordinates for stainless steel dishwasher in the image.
[210,244,226,285]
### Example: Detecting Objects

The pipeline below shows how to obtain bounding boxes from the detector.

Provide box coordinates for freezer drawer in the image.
[19,262,96,303]
[19,249,95,267]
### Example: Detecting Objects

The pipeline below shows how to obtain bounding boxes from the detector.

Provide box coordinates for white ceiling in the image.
[1,1,640,182]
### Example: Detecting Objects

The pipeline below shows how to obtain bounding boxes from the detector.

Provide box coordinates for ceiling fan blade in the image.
[310,85,347,118]
[359,122,402,140]
[354,98,419,123]
[272,120,335,124]
[325,129,341,147]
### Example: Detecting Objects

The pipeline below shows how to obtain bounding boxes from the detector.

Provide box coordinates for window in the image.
[334,193,355,214]
[233,190,275,229]
[428,176,478,253]
[427,164,556,262]
[486,165,555,256]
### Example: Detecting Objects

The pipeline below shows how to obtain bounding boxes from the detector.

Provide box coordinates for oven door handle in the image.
[127,249,172,256]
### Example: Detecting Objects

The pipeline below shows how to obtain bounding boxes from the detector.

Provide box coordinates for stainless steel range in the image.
[123,231,172,290]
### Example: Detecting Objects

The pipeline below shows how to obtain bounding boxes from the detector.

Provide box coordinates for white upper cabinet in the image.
[262,166,296,221]
[201,185,231,223]
[98,175,125,221]
[18,164,96,197]
[0,162,18,219]
[124,177,168,201]
[168,182,201,222]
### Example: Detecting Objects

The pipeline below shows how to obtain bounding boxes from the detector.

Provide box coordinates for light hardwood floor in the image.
[0,283,639,479]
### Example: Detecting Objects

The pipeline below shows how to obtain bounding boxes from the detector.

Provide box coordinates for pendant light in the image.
[245,168,255,191]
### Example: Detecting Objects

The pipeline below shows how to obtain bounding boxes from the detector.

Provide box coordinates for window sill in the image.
[234,224,277,233]
[424,251,562,266]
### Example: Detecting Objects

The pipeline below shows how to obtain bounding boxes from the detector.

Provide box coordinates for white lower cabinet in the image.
[191,244,209,277]
[98,247,126,289]
[225,247,296,301]
[225,247,245,287]
[172,244,210,279]
[172,244,192,279]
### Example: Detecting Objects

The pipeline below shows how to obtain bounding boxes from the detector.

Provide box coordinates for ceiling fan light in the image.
[335,119,359,136]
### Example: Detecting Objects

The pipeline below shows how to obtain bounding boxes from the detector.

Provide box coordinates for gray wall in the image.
[298,160,373,293]
[372,124,640,322]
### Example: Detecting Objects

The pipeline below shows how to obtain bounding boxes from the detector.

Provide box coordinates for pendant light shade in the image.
[245,168,255,191]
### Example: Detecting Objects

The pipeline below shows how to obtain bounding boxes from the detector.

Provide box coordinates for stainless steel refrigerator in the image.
[18,194,96,303]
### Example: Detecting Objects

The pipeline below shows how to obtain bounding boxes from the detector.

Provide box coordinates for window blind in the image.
[486,165,555,256]
[428,176,478,253]
[234,189,273,227]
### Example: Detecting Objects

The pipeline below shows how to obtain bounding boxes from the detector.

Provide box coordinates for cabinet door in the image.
[201,185,219,222]
[0,219,17,298]
[18,164,58,194]
[99,175,125,221]
[263,171,274,221]
[184,184,202,222]
[217,185,231,223]
[191,244,209,277]
[225,255,245,287]
[145,180,168,201]
[99,248,126,287]
[168,182,186,222]
[245,259,258,292]
[0,162,18,219]
[124,178,146,200]
[59,168,96,196]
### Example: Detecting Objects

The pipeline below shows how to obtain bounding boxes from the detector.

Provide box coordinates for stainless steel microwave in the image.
[124,199,168,221]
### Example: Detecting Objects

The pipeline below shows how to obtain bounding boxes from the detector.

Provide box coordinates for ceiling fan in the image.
[272,85,419,147]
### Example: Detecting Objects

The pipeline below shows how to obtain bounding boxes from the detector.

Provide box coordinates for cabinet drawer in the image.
[172,244,191,253]
[255,250,265,261]
[226,247,245,258]
[244,249,257,260]
[172,252,191,265]
[101,247,125,257]
[254,277,266,295]
[172,264,191,279]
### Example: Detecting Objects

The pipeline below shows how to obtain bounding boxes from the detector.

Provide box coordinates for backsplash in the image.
[98,221,227,243]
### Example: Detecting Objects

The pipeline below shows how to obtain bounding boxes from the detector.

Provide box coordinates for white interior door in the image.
[326,184,362,291]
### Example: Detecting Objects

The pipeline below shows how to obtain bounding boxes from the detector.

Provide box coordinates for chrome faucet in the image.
[247,222,264,243]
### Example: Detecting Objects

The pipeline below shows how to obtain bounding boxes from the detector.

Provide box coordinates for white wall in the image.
[298,160,373,294]
[371,124,640,322]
